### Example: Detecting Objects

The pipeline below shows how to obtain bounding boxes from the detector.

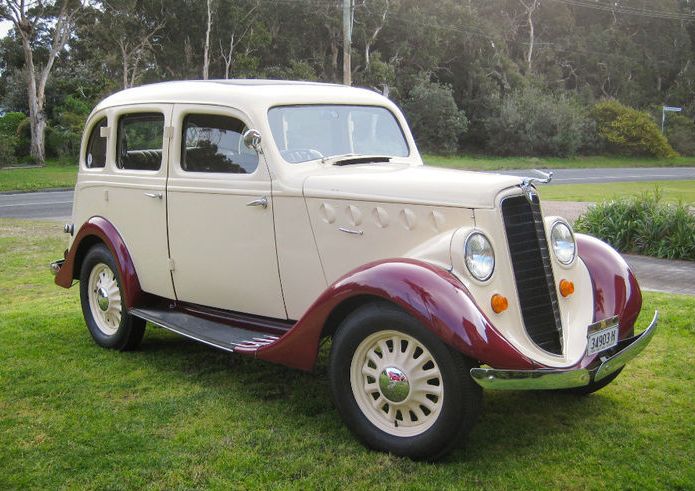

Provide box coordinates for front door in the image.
[166,104,286,319]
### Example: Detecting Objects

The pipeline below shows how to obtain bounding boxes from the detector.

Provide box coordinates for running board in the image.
[130,307,281,353]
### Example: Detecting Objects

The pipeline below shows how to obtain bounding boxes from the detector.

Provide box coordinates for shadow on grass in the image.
[130,323,618,462]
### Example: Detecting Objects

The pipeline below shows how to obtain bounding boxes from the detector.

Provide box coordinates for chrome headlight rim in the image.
[550,220,576,266]
[464,231,495,282]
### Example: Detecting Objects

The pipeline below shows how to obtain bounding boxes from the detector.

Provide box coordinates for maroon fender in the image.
[55,216,145,309]
[576,234,642,338]
[252,259,541,372]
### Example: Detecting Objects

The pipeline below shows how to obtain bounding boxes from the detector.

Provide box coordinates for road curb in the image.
[0,187,73,196]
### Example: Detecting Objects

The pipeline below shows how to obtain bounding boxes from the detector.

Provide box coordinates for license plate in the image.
[587,317,619,355]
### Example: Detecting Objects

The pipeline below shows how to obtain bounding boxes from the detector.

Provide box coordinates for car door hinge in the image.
[168,258,175,271]
[164,126,175,139]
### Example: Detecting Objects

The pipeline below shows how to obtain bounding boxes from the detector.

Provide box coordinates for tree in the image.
[1,0,83,164]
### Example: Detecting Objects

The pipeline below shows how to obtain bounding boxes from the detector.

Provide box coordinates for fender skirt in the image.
[55,216,145,309]
[254,258,541,372]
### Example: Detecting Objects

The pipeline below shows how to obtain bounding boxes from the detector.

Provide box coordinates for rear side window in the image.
[117,113,164,171]
[85,118,107,168]
[182,114,258,174]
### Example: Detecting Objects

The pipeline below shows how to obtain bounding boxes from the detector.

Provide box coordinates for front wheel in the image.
[79,244,145,351]
[329,303,481,460]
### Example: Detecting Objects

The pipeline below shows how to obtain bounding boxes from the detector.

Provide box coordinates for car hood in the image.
[302,163,524,209]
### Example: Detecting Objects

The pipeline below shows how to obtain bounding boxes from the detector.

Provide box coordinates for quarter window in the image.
[117,113,164,171]
[85,118,107,168]
[182,114,258,174]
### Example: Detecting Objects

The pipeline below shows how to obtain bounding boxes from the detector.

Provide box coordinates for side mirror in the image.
[243,128,262,153]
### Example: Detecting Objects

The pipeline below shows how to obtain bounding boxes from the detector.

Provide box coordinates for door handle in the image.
[246,196,268,209]
[145,192,163,199]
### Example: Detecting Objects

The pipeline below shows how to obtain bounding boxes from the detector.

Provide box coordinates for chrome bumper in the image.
[50,259,65,276]
[470,311,659,390]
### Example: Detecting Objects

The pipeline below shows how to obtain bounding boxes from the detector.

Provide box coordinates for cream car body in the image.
[53,80,658,459]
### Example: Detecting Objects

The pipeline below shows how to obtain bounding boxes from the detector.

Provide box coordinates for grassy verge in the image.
[1,219,693,488]
[425,154,695,171]
[0,159,77,193]
[539,180,695,203]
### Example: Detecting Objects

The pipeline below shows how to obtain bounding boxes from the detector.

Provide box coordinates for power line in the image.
[549,0,695,22]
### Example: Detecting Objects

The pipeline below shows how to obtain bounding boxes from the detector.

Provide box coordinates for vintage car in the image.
[51,80,658,459]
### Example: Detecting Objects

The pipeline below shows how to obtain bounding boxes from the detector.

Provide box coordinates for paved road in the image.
[1,167,694,220]
[494,166,695,184]
[0,190,73,221]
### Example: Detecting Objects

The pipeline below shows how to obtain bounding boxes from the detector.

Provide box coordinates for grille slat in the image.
[502,194,563,354]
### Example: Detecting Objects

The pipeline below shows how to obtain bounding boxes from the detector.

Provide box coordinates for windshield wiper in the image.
[325,154,392,166]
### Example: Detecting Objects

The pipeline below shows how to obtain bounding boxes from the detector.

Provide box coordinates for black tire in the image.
[329,302,481,460]
[79,244,145,351]
[565,367,624,395]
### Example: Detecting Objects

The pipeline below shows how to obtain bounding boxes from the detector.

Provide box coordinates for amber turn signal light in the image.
[559,279,575,297]
[491,294,509,314]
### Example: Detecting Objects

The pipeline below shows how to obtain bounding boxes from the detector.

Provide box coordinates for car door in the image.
[166,104,286,319]
[100,105,175,300]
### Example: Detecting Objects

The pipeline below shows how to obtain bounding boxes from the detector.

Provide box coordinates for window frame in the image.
[180,112,259,175]
[116,111,166,172]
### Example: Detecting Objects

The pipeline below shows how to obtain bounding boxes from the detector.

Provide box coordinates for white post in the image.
[343,0,352,86]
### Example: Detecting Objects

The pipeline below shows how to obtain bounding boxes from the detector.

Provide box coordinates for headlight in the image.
[465,232,495,281]
[551,221,576,265]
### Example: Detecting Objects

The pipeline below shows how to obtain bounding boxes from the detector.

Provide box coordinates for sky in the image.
[1,20,12,38]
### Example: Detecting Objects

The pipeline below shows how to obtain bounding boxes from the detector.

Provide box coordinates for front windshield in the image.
[268,105,410,163]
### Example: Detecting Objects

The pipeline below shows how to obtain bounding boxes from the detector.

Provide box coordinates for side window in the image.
[117,113,164,171]
[85,118,107,168]
[182,114,258,174]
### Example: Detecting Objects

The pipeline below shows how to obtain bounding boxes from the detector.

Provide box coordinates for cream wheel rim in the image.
[88,263,122,336]
[350,330,444,437]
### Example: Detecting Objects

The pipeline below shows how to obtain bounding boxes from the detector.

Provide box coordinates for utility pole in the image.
[343,0,353,85]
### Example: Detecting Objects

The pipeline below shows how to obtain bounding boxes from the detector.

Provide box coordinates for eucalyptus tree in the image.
[0,0,83,164]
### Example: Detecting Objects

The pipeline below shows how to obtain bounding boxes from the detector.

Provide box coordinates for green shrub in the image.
[664,113,695,156]
[0,111,30,158]
[402,76,468,154]
[591,100,678,158]
[0,135,19,167]
[575,190,695,260]
[484,86,593,157]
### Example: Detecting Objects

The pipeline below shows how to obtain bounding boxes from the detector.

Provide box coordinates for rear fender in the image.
[255,259,539,371]
[55,216,145,309]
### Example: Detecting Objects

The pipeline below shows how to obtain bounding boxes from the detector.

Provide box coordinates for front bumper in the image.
[50,259,65,276]
[470,311,659,390]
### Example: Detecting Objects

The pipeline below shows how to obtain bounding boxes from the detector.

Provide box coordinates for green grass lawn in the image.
[1,219,694,488]
[425,154,695,171]
[0,159,77,193]
[539,180,695,203]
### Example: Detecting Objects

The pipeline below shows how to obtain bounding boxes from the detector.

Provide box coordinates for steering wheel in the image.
[281,148,324,163]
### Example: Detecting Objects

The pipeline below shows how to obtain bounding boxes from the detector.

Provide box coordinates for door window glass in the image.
[182,114,258,174]
[117,113,164,170]
[85,117,107,168]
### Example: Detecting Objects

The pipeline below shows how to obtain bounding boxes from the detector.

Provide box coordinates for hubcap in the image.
[379,367,409,403]
[350,330,444,437]
[87,263,122,336]
[97,287,110,311]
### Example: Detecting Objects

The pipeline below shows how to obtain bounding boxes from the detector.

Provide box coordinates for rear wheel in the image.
[79,244,145,350]
[329,302,481,460]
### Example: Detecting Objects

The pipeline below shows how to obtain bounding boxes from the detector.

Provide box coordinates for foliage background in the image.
[1,0,695,158]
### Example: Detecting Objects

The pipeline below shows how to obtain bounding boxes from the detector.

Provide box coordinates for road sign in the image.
[663,106,682,112]
[661,106,684,132]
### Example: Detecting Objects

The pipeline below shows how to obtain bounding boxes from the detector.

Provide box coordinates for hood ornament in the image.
[520,169,553,204]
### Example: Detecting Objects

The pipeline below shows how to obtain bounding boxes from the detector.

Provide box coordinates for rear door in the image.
[166,104,286,319]
[99,105,175,299]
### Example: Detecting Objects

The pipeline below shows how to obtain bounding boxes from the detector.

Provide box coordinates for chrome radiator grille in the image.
[501,195,563,354]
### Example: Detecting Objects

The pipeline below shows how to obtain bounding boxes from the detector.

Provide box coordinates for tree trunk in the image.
[203,0,213,79]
